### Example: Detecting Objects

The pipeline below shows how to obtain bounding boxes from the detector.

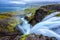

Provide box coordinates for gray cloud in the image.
[0,0,60,4]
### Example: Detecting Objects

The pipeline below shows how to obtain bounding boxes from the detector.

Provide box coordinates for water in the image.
[0,7,25,12]
[17,12,60,40]
[42,12,60,21]
[17,17,31,34]
[0,3,27,12]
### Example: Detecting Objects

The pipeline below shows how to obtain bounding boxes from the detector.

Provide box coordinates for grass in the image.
[24,7,39,15]
[0,12,22,33]
[46,10,60,16]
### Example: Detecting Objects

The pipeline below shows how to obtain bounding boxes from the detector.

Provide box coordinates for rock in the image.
[41,5,60,11]
[34,8,48,22]
[0,35,21,40]
[26,4,60,26]
[0,14,23,39]
[28,8,48,26]
[50,37,57,40]
[20,34,57,40]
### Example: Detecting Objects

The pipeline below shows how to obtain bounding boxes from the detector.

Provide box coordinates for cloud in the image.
[0,0,60,4]
[22,0,60,2]
[23,0,60,1]
[0,0,26,4]
[9,1,26,4]
[19,0,60,4]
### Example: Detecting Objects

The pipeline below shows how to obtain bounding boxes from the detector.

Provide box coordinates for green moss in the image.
[0,12,22,33]
[47,10,56,15]
[56,13,60,16]
[24,7,38,15]
[46,10,60,17]
[24,7,38,21]
[20,34,29,40]
[47,10,60,16]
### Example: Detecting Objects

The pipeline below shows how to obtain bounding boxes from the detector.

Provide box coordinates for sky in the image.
[0,0,60,4]
[0,0,60,12]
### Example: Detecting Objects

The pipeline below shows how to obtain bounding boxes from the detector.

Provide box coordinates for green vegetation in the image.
[23,7,39,21]
[24,7,39,15]
[0,12,22,33]
[47,10,56,15]
[56,13,60,16]
[46,10,60,16]
[20,34,29,40]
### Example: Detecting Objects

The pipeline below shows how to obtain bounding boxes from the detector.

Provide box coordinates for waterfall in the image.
[17,12,60,40]
[17,17,31,34]
[42,12,60,21]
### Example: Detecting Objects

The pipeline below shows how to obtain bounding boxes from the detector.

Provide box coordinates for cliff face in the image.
[28,8,48,26]
[28,4,60,26]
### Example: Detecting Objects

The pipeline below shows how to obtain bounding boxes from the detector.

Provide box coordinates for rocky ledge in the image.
[20,34,57,40]
[25,4,60,26]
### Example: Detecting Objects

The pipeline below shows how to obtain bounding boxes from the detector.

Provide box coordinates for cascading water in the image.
[17,17,31,34]
[17,12,60,40]
[42,12,60,21]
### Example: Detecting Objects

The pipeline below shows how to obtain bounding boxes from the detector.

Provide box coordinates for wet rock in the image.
[24,34,57,40]
[28,8,48,26]
[0,34,57,40]
[34,8,48,22]
[50,37,57,40]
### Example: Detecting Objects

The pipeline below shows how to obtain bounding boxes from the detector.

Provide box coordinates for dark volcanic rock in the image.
[25,34,57,40]
[27,4,60,26]
[41,5,60,11]
[34,8,48,22]
[0,35,21,40]
[28,8,48,26]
